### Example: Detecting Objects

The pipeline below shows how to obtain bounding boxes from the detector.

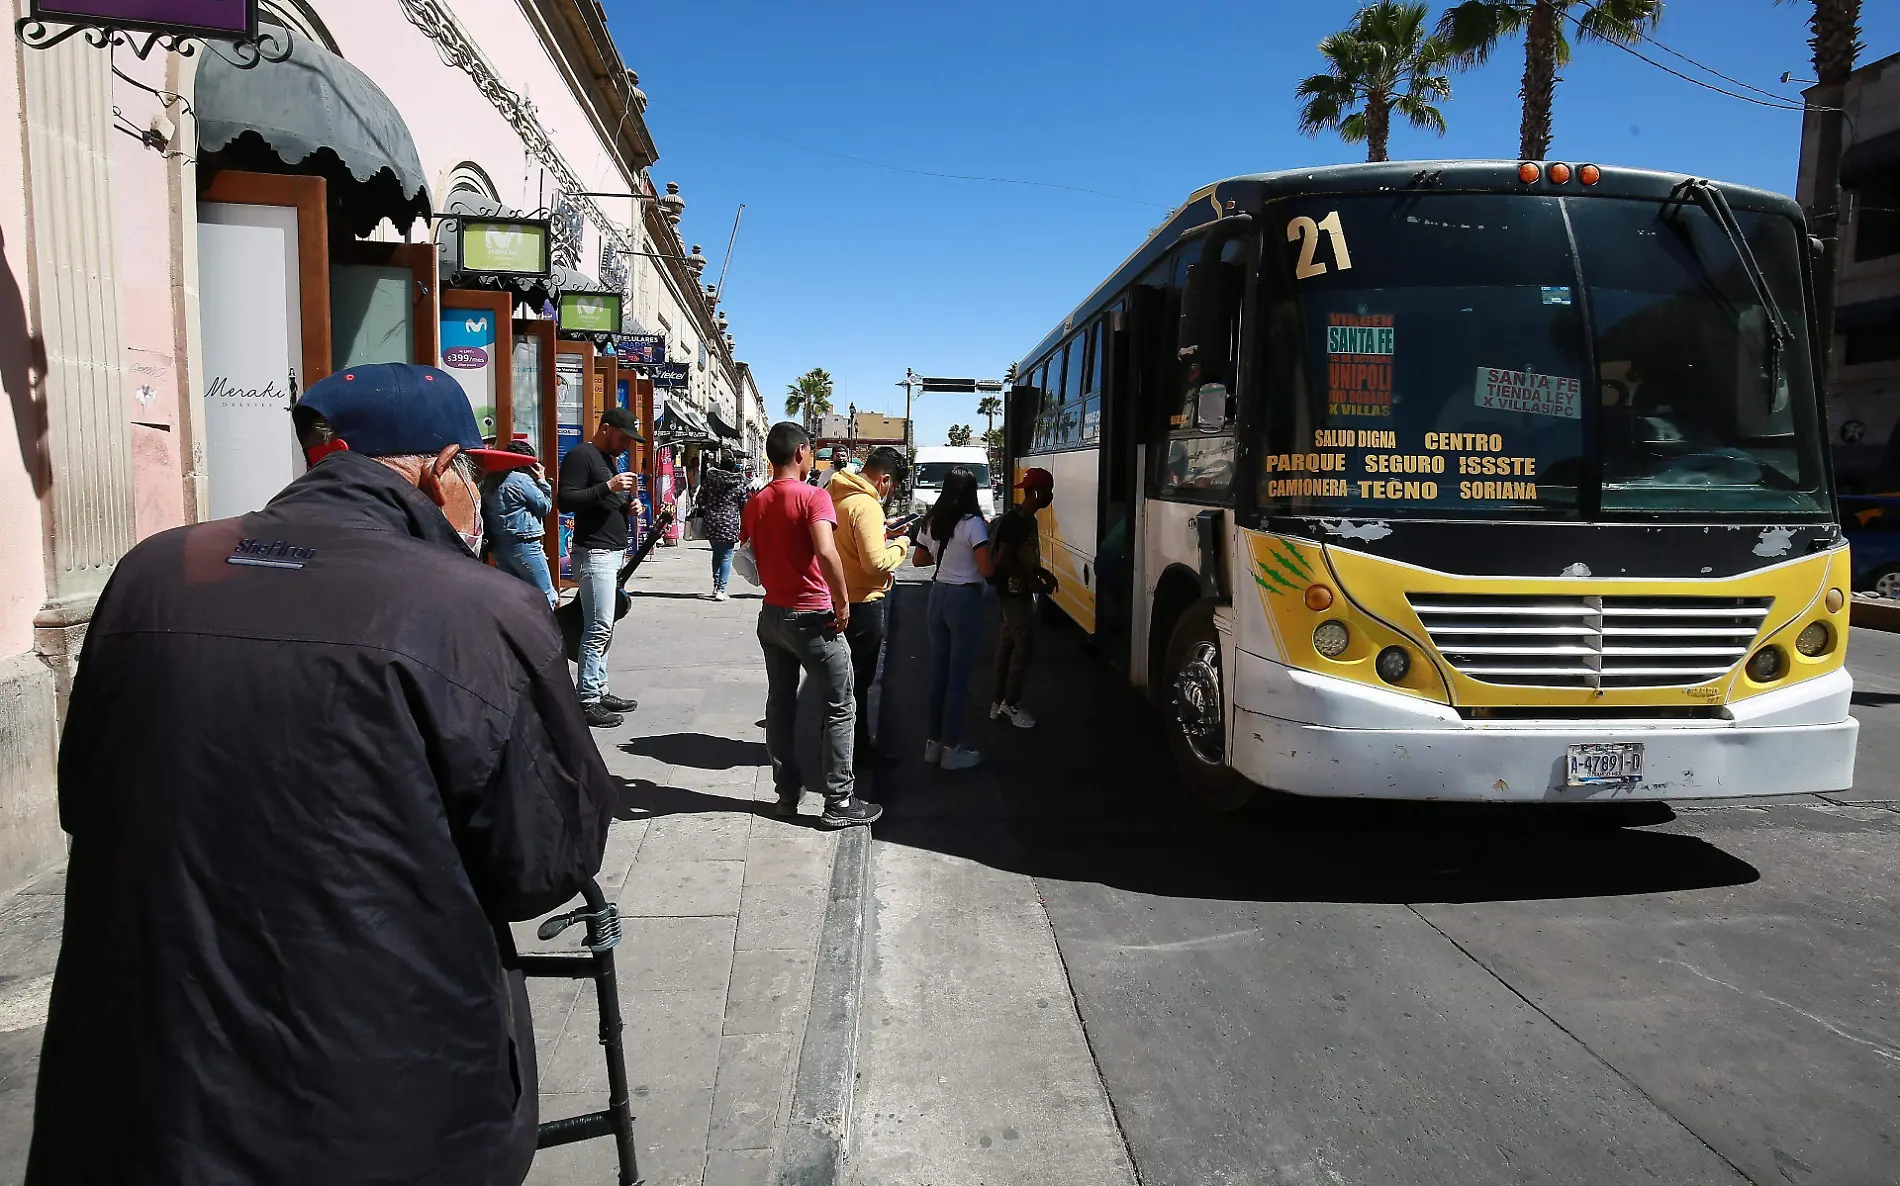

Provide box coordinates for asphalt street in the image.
[867,582,1900,1186]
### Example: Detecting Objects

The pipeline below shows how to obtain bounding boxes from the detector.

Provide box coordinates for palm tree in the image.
[1777,0,1862,361]
[946,424,973,448]
[977,395,1003,439]
[1436,0,1662,161]
[784,368,833,433]
[1295,2,1452,163]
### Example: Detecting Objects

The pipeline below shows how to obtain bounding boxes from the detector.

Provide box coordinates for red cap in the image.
[1015,467,1054,491]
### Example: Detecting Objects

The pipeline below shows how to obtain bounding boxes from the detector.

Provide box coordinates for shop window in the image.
[1854,173,1900,262]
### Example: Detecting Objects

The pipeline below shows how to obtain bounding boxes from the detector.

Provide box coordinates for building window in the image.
[1854,173,1900,262]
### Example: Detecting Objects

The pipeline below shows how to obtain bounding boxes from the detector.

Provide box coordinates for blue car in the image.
[1840,495,1900,598]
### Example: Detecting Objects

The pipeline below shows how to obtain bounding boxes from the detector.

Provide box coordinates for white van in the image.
[909,446,995,520]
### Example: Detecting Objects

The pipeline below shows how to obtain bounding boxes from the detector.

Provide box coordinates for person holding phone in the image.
[741,423,881,828]
[827,446,912,767]
[557,407,645,728]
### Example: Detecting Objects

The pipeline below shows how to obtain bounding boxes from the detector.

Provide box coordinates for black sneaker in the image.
[583,703,624,729]
[599,693,639,713]
[820,797,883,829]
[771,789,803,818]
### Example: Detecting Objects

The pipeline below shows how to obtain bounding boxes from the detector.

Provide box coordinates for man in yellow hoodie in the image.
[828,446,913,766]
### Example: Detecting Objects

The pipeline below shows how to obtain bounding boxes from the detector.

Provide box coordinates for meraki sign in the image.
[459,218,551,278]
[557,292,622,336]
[27,0,256,37]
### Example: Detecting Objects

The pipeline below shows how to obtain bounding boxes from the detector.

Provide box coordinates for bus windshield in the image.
[1261,191,1829,519]
[914,461,990,487]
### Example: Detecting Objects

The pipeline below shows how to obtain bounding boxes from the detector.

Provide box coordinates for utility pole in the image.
[897,369,920,459]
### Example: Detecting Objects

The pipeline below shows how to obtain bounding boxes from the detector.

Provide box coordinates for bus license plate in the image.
[1566,743,1643,786]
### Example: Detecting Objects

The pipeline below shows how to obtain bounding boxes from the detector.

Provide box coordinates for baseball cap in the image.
[600,406,646,441]
[297,363,535,471]
[1015,467,1054,491]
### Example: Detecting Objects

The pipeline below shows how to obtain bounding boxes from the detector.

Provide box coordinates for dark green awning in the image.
[198,30,429,236]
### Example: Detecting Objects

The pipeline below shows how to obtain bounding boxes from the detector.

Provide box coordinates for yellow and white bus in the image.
[1005,160,1857,809]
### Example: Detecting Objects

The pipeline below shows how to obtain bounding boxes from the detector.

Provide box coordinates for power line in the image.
[1566,4,1837,115]
[645,96,1171,209]
[1641,33,1800,102]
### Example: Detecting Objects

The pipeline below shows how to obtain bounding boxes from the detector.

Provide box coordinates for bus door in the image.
[1098,297,1143,676]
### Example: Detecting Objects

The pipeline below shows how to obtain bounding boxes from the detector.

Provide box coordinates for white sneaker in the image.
[714,589,730,601]
[988,702,1003,720]
[940,746,982,771]
[997,704,1037,729]
[923,740,945,764]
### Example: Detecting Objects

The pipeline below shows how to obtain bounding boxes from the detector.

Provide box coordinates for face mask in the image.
[453,465,485,556]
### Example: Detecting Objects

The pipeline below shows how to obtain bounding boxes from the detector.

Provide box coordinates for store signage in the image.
[459,217,550,277]
[558,291,622,335]
[617,334,666,366]
[649,361,689,388]
[30,0,256,37]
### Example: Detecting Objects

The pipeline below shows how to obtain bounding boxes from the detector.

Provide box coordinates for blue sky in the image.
[608,0,1899,448]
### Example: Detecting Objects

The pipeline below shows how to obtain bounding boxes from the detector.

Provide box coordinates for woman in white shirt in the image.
[912,468,992,769]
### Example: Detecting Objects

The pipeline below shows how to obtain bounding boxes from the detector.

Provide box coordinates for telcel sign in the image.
[29,0,256,37]
[558,291,623,336]
[459,218,550,277]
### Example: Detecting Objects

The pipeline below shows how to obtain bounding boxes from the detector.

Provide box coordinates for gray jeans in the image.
[758,604,856,805]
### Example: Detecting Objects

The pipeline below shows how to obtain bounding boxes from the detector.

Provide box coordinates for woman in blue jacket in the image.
[481,440,558,607]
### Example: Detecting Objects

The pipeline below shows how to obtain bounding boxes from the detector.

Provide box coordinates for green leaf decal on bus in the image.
[1256,557,1301,594]
[1273,540,1314,578]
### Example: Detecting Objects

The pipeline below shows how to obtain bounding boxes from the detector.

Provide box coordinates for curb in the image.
[772,589,898,1185]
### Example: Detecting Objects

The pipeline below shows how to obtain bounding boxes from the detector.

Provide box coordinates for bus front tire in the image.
[1163,601,1257,812]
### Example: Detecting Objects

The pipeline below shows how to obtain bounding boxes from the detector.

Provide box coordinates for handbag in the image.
[732,540,762,587]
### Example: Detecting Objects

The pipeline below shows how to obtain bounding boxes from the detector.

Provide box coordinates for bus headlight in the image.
[1795,622,1833,657]
[1747,646,1787,682]
[1376,646,1411,684]
[1313,621,1350,659]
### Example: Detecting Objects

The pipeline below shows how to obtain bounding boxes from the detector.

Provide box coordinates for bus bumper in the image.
[1229,657,1859,802]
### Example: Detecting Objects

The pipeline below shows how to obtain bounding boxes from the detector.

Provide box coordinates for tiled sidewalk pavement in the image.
[0,539,845,1186]
[521,538,842,1186]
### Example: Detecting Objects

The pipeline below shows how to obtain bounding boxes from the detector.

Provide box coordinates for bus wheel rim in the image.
[1173,641,1225,766]
[1879,572,1900,599]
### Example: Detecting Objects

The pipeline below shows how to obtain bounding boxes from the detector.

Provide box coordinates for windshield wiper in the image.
[1669,179,1793,408]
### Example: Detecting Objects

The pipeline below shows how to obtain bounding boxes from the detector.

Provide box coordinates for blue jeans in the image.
[757,605,855,804]
[574,546,621,705]
[710,539,735,591]
[493,536,557,608]
[926,581,987,748]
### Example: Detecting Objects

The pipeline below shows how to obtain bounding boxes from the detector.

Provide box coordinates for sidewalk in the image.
[0,539,851,1186]
[523,538,845,1186]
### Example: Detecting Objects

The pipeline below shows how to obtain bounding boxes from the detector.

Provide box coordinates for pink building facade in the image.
[1,0,755,888]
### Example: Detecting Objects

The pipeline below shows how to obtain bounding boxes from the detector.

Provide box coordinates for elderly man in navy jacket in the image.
[26,364,617,1186]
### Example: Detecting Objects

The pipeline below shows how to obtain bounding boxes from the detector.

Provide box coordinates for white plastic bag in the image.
[732,541,762,587]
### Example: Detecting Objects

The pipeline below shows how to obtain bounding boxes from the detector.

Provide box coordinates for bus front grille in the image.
[1405,594,1774,690]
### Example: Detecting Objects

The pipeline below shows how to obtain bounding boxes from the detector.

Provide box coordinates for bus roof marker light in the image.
[1518,162,1541,184]
[1579,164,1601,185]
[1548,163,1573,184]
[1304,584,1334,611]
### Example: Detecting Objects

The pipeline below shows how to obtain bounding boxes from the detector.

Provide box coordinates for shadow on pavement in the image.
[621,733,768,770]
[612,777,757,820]
[875,583,1761,907]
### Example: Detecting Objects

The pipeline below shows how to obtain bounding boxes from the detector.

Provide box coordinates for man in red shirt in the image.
[742,422,883,828]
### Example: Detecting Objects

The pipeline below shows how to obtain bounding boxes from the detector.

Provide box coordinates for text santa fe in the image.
[1474,367,1581,420]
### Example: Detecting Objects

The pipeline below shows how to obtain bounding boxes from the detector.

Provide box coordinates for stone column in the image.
[21,35,139,705]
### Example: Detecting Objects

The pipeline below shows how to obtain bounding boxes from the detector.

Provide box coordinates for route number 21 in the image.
[1287,211,1353,280]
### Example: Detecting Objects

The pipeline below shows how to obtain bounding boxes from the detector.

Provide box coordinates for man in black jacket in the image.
[558,407,644,728]
[26,363,618,1186]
